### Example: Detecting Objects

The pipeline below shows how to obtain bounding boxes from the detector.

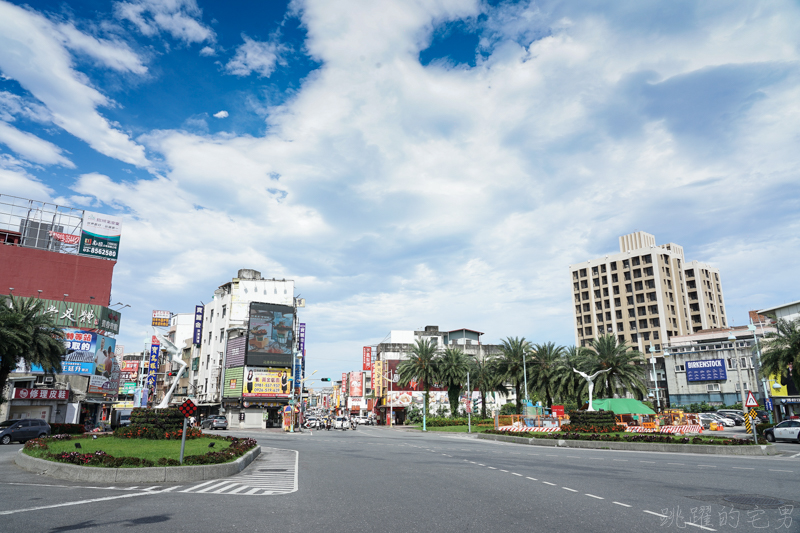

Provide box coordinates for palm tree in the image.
[583,334,647,400]
[527,342,565,408]
[438,347,471,417]
[0,296,65,404]
[553,345,591,404]
[470,355,508,418]
[494,337,533,414]
[397,339,440,418]
[760,318,800,391]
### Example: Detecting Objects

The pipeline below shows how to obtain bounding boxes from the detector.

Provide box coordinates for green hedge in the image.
[483,429,765,445]
[756,422,776,435]
[567,410,616,427]
[50,423,85,435]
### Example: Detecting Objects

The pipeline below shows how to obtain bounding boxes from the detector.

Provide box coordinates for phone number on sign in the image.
[84,247,117,258]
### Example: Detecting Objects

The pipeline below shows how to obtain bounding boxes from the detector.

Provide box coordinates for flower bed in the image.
[482,429,765,445]
[22,434,257,467]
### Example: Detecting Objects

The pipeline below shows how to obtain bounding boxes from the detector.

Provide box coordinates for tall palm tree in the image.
[584,334,647,400]
[438,347,471,417]
[760,318,800,391]
[470,355,508,419]
[397,339,440,417]
[553,345,591,404]
[494,337,532,414]
[0,296,65,404]
[527,342,565,408]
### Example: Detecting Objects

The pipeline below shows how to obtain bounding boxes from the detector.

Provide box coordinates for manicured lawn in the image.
[25,436,230,462]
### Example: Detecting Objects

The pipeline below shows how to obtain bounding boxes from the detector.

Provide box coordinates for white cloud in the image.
[225,35,286,78]
[0,1,148,166]
[55,22,147,74]
[54,0,800,382]
[0,121,74,167]
[212,110,228,119]
[0,165,54,200]
[199,46,216,57]
[114,0,214,44]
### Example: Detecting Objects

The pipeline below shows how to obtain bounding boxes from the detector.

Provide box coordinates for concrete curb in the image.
[15,445,261,483]
[477,434,782,456]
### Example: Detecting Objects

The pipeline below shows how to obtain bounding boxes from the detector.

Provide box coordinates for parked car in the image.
[708,413,736,427]
[0,419,51,444]
[714,411,744,426]
[201,415,228,430]
[755,410,771,423]
[763,420,800,443]
[698,413,734,429]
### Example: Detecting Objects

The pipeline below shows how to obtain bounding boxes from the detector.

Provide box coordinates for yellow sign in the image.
[243,367,291,397]
[374,360,383,397]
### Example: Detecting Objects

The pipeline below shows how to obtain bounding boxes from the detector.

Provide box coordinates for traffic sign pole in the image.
[179,417,188,464]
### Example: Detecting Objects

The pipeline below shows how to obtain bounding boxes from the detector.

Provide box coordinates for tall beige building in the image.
[569,231,727,354]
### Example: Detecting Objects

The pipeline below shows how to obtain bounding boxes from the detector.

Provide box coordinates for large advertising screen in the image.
[31,328,116,376]
[242,367,292,398]
[686,359,727,381]
[245,302,295,367]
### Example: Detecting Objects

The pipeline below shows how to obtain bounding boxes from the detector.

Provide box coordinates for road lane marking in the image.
[668,463,684,465]
[542,482,556,486]
[585,494,604,500]
[613,502,631,507]
[769,469,793,472]
[500,470,509,472]
[512,473,522,476]
[697,465,716,468]
[478,464,485,466]
[732,467,754,470]
[639,461,655,464]
[0,489,162,515]
[526,477,538,481]
[562,487,577,492]
[790,452,800,458]
[613,459,627,462]
[685,522,716,531]
[644,510,667,518]
[180,480,217,492]
[488,467,496,469]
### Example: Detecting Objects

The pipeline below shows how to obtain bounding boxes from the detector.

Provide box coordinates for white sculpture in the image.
[573,368,611,411]
[153,329,188,409]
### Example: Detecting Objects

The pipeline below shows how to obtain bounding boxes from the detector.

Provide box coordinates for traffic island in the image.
[15,437,261,483]
[477,432,781,456]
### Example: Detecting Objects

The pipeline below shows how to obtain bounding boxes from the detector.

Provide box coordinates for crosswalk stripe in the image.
[195,481,234,493]
[180,480,217,492]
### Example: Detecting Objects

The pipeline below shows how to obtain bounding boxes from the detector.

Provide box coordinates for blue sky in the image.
[1,0,799,382]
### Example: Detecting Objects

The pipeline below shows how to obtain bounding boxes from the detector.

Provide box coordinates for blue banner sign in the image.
[193,305,204,345]
[686,359,727,382]
[147,344,160,388]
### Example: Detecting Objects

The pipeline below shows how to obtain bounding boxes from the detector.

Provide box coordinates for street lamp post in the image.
[648,344,660,412]
[728,333,747,419]
[522,349,529,413]
[749,323,773,423]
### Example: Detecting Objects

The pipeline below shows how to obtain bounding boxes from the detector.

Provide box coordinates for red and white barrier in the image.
[625,425,703,434]
[497,426,561,433]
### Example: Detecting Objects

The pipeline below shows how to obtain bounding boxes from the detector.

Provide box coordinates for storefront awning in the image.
[83,398,122,404]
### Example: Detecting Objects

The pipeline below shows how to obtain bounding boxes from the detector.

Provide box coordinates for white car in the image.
[334,417,350,430]
[699,413,734,428]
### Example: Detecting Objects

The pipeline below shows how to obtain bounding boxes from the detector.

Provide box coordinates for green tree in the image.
[470,355,508,418]
[584,334,647,400]
[438,347,471,418]
[494,337,532,414]
[527,342,565,408]
[553,345,591,404]
[397,339,440,418]
[760,318,800,391]
[0,296,65,405]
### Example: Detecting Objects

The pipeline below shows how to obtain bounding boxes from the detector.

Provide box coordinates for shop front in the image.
[5,387,72,423]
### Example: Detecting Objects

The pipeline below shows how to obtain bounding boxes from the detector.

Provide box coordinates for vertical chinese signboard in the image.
[79,211,122,260]
[373,360,383,397]
[363,347,372,371]
[147,337,160,389]
[350,371,363,397]
[193,305,204,345]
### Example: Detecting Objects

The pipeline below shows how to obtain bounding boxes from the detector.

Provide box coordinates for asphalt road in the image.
[1,427,798,532]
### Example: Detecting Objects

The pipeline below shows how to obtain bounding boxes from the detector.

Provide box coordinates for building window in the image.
[635,281,643,291]
[583,304,590,312]
[675,364,685,372]
[644,267,653,276]
[624,271,631,281]
[614,298,621,307]
[585,327,592,335]
[617,323,624,332]
[601,264,607,273]
[653,331,659,340]
[611,273,618,283]
[706,384,720,392]
[626,296,634,305]
[636,294,645,303]
[610,262,617,271]
[221,305,227,318]
[613,286,620,295]
[618,334,625,343]
[616,310,622,319]
[603,288,609,297]
[650,318,660,327]
[596,313,603,322]
[605,312,611,320]
[639,319,648,329]
[592,266,599,276]
[629,321,637,330]
[643,332,650,341]
[631,333,638,342]
[623,259,630,268]
[580,268,587,277]
[626,283,633,293]
[628,309,636,318]
[633,268,642,278]
[604,299,610,309]
[595,302,602,311]
[594,289,601,298]
[602,276,608,285]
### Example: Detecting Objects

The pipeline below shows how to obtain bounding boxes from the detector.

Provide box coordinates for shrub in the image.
[24,438,49,451]
[500,403,518,415]
[567,424,627,433]
[49,423,85,435]
[567,410,616,427]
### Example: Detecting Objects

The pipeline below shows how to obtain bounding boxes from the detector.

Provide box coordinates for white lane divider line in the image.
[685,522,716,531]
[542,482,556,486]
[562,487,578,492]
[613,459,627,462]
[487,467,497,470]
[732,467,754,470]
[512,473,522,477]
[526,477,538,481]
[613,502,631,508]
[478,464,485,466]
[0,488,163,515]
[500,470,509,472]
[668,463,684,466]
[639,461,655,464]
[644,510,668,518]
[585,494,604,500]
[769,469,793,473]
[697,465,716,468]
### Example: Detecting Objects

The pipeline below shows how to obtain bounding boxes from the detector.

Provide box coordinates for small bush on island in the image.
[481,429,764,445]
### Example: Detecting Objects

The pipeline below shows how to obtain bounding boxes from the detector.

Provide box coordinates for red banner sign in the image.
[350,371,363,397]
[48,231,80,245]
[363,347,372,371]
[14,388,69,400]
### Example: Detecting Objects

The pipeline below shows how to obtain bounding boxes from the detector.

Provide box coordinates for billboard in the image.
[31,329,116,376]
[226,336,247,368]
[242,367,292,398]
[350,371,363,397]
[87,359,120,395]
[245,302,295,367]
[363,347,372,371]
[223,367,244,398]
[13,296,122,335]
[147,341,160,389]
[79,210,122,260]
[152,310,170,327]
[120,382,136,395]
[193,305,204,345]
[686,359,727,382]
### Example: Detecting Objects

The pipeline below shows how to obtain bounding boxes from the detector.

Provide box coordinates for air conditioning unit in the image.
[44,377,54,384]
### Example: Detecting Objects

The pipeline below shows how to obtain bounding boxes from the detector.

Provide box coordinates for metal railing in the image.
[0,194,84,254]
